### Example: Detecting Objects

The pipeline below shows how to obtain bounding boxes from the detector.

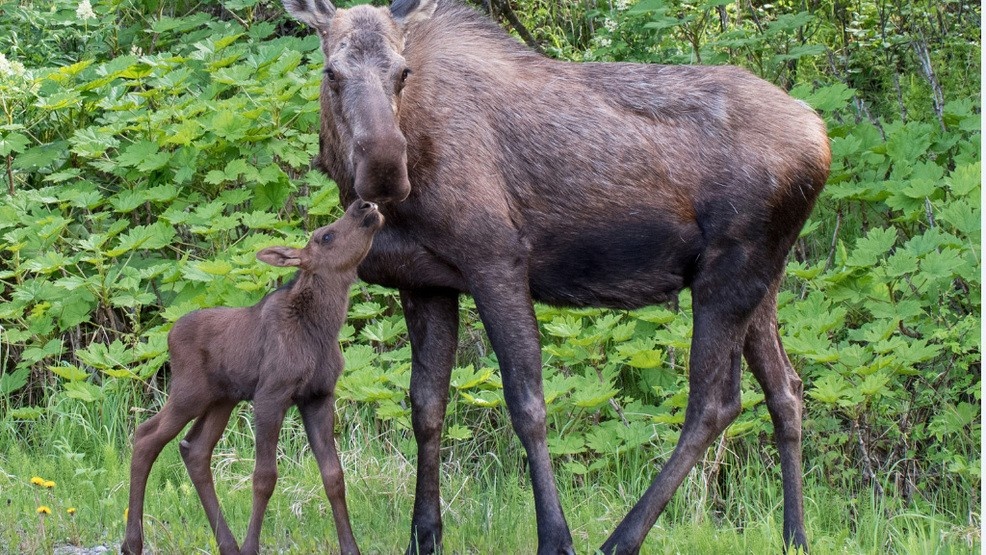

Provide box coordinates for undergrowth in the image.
[0,0,980,553]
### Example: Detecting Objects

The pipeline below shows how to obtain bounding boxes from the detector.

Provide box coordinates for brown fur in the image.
[123,201,384,555]
[284,1,830,553]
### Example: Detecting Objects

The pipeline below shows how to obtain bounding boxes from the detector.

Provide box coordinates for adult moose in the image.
[284,0,830,553]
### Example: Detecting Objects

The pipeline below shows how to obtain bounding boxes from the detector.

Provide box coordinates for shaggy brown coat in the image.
[123,201,384,555]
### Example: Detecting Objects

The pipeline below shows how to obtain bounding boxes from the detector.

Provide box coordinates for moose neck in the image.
[283,270,356,336]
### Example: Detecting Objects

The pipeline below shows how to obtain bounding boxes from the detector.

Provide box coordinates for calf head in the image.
[284,0,436,204]
[257,201,385,272]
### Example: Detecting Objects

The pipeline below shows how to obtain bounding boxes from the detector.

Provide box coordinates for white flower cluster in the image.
[0,53,26,78]
[603,18,618,33]
[614,0,631,11]
[76,0,96,21]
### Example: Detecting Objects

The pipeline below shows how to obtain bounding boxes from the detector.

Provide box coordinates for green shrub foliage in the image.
[0,0,979,531]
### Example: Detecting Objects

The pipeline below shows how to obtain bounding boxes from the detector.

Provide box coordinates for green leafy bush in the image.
[0,0,979,549]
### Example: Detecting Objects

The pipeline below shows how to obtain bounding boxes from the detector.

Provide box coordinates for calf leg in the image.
[300,394,359,555]
[240,400,289,555]
[401,289,459,555]
[123,399,201,555]
[744,290,808,552]
[179,402,238,555]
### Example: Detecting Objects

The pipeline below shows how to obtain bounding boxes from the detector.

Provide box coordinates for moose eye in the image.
[400,68,411,83]
[321,231,335,244]
[324,67,337,82]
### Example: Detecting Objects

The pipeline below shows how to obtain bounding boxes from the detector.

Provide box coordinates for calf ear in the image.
[283,0,337,31]
[257,246,303,267]
[390,0,437,26]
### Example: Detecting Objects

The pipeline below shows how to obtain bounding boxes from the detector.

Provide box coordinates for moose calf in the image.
[123,200,384,555]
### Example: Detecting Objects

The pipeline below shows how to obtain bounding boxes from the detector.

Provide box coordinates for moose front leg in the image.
[402,289,460,555]
[468,270,575,555]
[241,400,289,555]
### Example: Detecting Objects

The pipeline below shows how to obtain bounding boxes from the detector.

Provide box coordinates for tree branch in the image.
[911,37,946,131]
[5,154,13,196]
[491,0,544,54]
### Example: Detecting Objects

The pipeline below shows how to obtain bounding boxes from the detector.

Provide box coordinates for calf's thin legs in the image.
[240,401,289,555]
[300,394,360,555]
[179,402,239,555]
[402,289,459,555]
[123,398,201,555]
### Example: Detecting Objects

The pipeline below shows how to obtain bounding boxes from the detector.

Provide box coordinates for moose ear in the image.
[390,0,437,26]
[257,246,303,267]
[283,0,337,31]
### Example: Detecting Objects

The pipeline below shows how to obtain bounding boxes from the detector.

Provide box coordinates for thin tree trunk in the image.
[5,154,12,196]
[891,62,908,122]
[911,37,946,131]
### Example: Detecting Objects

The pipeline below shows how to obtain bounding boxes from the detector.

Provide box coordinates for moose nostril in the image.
[360,201,376,210]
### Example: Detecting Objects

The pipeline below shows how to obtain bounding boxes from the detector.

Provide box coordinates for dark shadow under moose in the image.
[123,201,384,555]
[284,0,831,553]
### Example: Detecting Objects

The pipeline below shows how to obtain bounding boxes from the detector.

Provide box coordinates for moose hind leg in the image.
[744,290,808,552]
[601,304,746,554]
[179,402,239,555]
[123,400,200,555]
[601,240,774,554]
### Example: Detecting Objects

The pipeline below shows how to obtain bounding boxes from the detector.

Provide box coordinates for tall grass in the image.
[0,400,978,554]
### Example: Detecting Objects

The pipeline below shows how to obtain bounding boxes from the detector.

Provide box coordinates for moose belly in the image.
[528,220,702,310]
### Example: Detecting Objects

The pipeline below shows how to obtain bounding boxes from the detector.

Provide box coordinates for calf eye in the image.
[401,68,412,82]
[324,67,337,82]
[321,231,335,244]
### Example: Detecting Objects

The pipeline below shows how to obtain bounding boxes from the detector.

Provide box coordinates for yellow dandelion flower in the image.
[37,505,51,515]
[43,480,55,489]
[30,476,45,486]
[67,507,77,516]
